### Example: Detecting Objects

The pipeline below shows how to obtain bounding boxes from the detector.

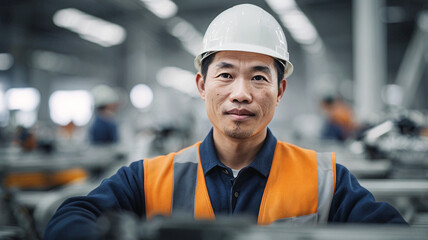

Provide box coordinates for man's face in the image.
[196,51,287,140]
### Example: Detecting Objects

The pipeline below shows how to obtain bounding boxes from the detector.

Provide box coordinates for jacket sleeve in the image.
[328,164,407,224]
[44,160,146,240]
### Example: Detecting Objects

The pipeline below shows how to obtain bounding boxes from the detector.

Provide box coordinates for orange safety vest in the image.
[144,141,336,225]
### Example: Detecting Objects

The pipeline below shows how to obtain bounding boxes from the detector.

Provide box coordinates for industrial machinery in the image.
[95,213,428,240]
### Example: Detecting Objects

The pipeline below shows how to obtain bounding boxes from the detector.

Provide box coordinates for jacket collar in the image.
[199,127,277,178]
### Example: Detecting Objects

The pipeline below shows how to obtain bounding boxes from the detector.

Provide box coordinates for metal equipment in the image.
[94,214,428,240]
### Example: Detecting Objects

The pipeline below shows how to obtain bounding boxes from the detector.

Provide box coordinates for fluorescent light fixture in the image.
[6,88,41,111]
[280,9,318,45]
[49,90,93,126]
[140,0,178,19]
[266,0,297,11]
[130,84,154,109]
[266,0,321,48]
[167,17,203,56]
[157,67,199,97]
[53,8,126,47]
[0,53,14,70]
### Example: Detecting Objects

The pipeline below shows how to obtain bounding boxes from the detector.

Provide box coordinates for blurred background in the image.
[0,0,428,239]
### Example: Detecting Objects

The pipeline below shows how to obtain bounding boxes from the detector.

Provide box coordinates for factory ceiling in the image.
[1,0,427,107]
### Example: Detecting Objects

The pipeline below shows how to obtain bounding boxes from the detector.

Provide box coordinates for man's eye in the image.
[252,75,267,81]
[219,73,232,78]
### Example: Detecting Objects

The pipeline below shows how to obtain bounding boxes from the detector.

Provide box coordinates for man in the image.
[45,4,406,239]
[89,84,120,145]
[320,96,357,141]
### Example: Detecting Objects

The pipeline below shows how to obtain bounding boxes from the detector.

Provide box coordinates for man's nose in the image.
[229,78,252,103]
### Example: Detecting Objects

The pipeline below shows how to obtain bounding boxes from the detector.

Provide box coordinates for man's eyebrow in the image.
[215,62,234,69]
[252,65,272,75]
[214,62,272,75]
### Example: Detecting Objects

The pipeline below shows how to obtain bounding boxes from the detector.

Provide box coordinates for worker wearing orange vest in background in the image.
[45,4,406,239]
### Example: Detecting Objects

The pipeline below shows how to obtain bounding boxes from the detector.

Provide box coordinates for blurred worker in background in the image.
[13,125,36,151]
[88,85,120,145]
[320,96,358,141]
[45,4,406,239]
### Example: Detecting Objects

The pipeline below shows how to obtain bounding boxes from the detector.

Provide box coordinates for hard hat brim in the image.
[194,49,294,78]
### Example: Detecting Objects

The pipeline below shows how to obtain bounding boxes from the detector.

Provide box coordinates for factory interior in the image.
[1,0,428,239]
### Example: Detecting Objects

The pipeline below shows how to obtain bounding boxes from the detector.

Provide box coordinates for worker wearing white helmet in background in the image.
[45,4,406,239]
[89,84,120,145]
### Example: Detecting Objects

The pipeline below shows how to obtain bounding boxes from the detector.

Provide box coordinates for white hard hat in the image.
[194,4,294,78]
[91,84,119,108]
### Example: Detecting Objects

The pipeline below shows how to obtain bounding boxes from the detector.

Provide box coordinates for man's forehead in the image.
[212,51,275,68]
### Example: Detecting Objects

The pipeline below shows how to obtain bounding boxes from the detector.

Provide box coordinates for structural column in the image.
[353,0,386,122]
[395,12,428,108]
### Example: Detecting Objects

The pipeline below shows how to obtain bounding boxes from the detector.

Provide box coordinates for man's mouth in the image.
[225,108,256,120]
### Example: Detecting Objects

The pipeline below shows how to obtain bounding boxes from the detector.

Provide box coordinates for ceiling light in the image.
[266,0,297,11]
[266,0,321,49]
[280,10,318,44]
[140,0,178,19]
[157,67,199,97]
[49,90,93,126]
[6,88,40,111]
[167,17,203,56]
[130,84,154,109]
[53,8,126,47]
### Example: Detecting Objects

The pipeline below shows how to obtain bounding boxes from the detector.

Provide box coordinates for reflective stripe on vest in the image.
[144,142,214,219]
[144,141,336,224]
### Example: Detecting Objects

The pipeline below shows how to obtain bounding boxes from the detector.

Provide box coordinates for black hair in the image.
[322,96,335,106]
[200,52,285,88]
[96,105,107,111]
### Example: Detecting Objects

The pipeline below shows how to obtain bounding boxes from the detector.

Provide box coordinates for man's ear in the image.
[196,72,206,101]
[276,78,287,105]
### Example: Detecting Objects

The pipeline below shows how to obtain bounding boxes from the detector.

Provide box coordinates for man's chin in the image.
[224,126,254,139]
